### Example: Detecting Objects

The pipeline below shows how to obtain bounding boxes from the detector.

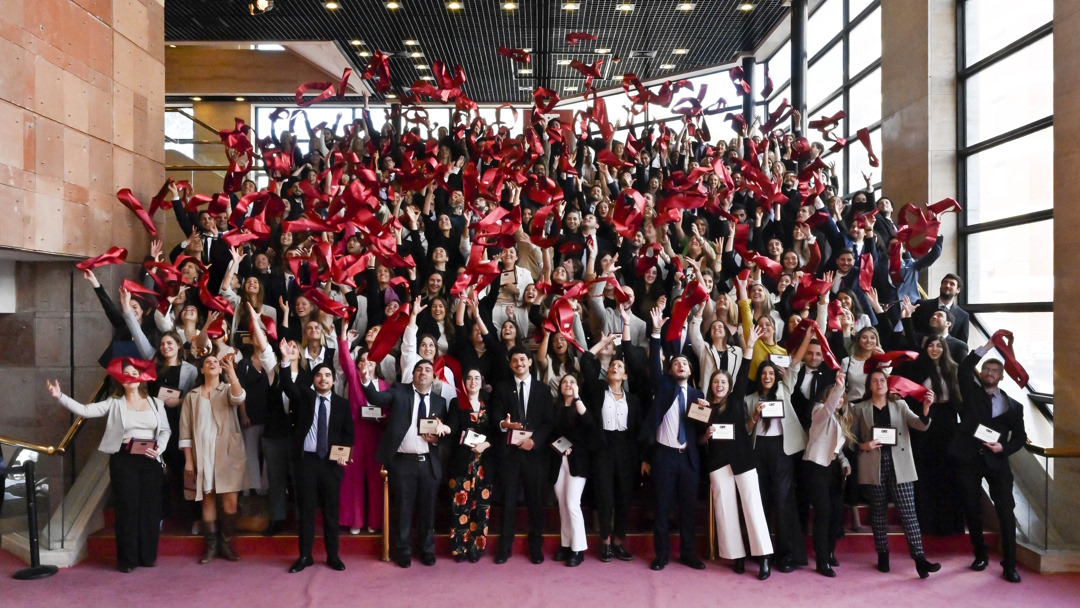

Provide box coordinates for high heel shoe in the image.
[914,555,941,579]
[732,558,745,574]
[877,551,890,573]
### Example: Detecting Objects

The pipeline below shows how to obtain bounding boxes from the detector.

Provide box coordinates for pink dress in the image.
[338,338,387,530]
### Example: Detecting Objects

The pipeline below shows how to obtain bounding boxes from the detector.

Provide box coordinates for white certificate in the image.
[687,403,712,423]
[710,424,734,440]
[157,386,181,402]
[873,426,897,446]
[551,436,573,454]
[417,418,440,435]
[769,354,791,368]
[759,400,785,418]
[974,424,1002,444]
[361,406,383,419]
[508,429,534,446]
[460,429,486,448]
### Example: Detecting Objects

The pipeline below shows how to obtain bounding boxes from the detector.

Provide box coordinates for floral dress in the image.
[447,399,494,559]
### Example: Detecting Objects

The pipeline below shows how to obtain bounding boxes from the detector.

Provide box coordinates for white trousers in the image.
[554,457,588,552]
[710,465,773,559]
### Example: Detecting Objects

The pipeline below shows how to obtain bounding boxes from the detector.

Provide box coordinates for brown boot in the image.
[219,513,241,562]
[200,521,218,564]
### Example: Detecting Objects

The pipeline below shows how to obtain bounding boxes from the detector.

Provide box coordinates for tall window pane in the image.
[966,127,1053,224]
[768,40,791,91]
[808,0,843,57]
[848,68,881,130]
[164,107,194,159]
[964,0,1053,66]
[974,312,1053,392]
[848,7,881,76]
[965,34,1052,144]
[966,220,1054,304]
[807,44,843,109]
[849,0,875,19]
[847,127,881,193]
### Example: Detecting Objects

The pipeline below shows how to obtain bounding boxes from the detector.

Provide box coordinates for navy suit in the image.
[640,335,705,561]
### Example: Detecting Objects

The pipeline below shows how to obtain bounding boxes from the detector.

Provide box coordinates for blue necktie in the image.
[676,386,687,445]
[316,396,329,459]
[419,392,429,420]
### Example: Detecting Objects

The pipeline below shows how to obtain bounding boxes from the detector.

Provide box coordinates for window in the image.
[848,6,881,76]
[807,45,843,109]
[808,0,843,57]
[958,0,1054,393]
[848,68,881,129]
[164,107,194,159]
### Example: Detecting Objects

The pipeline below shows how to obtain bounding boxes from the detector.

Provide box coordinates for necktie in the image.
[676,386,687,445]
[810,370,821,399]
[419,392,428,420]
[316,396,329,459]
[518,381,527,421]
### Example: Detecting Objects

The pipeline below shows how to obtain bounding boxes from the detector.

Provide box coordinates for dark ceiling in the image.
[165,0,790,103]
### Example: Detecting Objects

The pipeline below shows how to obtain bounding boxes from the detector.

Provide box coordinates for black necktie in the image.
[419,392,428,420]
[676,386,687,445]
[316,396,328,459]
[518,381,526,421]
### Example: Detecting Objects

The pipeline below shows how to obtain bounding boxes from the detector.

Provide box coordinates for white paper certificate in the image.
[873,426,897,446]
[710,424,734,440]
[769,354,791,368]
[361,406,382,419]
[461,429,486,447]
[551,436,573,454]
[974,424,1002,444]
[759,400,785,418]
[508,429,533,446]
[417,418,440,435]
[687,403,712,423]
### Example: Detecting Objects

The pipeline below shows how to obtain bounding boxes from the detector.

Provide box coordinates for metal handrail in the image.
[165,108,221,137]
[1024,441,1080,459]
[0,379,105,455]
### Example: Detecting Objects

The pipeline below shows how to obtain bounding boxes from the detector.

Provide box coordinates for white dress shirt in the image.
[302,391,333,453]
[657,384,687,449]
[601,390,629,431]
[396,388,432,455]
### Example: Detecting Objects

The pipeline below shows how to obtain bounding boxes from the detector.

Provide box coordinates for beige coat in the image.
[851,399,929,486]
[178,383,247,500]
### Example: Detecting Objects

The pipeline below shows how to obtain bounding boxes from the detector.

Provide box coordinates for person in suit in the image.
[903,306,969,365]
[551,375,594,567]
[360,356,450,568]
[278,341,354,573]
[911,274,969,343]
[802,374,852,577]
[491,346,555,565]
[851,369,941,578]
[953,343,1027,583]
[640,306,707,571]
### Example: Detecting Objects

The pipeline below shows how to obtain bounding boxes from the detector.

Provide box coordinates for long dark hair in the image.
[754,361,781,400]
[922,336,960,401]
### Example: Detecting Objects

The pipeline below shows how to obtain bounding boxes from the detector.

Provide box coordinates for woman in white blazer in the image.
[851,369,940,578]
[47,365,170,573]
[803,373,852,577]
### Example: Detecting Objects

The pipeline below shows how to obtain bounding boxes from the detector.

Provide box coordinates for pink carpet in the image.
[2,549,1079,607]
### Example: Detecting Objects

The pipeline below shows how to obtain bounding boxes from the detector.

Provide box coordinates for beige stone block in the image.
[88,136,113,193]
[33,192,65,252]
[34,115,64,181]
[112,31,137,91]
[63,127,91,188]
[111,145,134,194]
[112,83,133,152]
[0,35,33,111]
[112,0,148,50]
[0,100,25,170]
[30,263,72,313]
[0,185,36,249]
[927,93,956,151]
[62,71,90,134]
[32,54,65,124]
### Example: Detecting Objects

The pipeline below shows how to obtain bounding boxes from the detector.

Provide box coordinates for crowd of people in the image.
[47,60,1030,584]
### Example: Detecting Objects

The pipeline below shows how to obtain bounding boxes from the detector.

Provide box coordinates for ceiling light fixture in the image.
[235,97,246,101]
[676,2,695,11]
[564,86,578,92]
[351,39,363,45]
[522,47,532,52]
[557,59,571,65]
[503,1,518,9]
[168,44,177,48]
[737,2,755,11]
[191,96,202,101]
[660,64,676,69]
[384,1,400,9]
[410,51,423,58]
[562,2,580,10]
[446,1,463,10]
[519,68,533,74]
[519,86,534,91]
[415,64,429,69]
[596,48,611,54]
[673,48,689,54]
[404,39,419,46]
[420,76,435,81]
[616,2,634,11]
[323,0,340,10]
[359,50,371,57]
[249,0,274,15]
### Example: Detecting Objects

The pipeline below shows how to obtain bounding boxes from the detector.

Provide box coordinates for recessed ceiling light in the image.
[564,86,578,92]
[519,68,533,74]
[410,51,423,58]
[596,48,611,54]
[660,64,676,69]
[616,2,634,11]
[385,1,400,9]
[519,85,534,91]
[522,47,532,53]
[503,1,518,9]
[386,92,398,98]
[415,64,429,69]
[359,50,371,57]
[323,0,340,9]
[351,39,363,46]
[191,96,202,101]
[557,59,571,65]
[676,2,695,11]
[737,2,755,11]
[235,97,246,101]
[249,0,274,15]
[673,48,689,54]
[404,39,419,46]
[446,1,463,10]
[563,2,580,10]
[420,76,435,81]
[250,43,285,51]
[168,44,177,48]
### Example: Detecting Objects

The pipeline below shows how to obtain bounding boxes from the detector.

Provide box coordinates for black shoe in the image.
[117,565,135,573]
[1003,567,1022,583]
[776,557,796,573]
[757,556,771,580]
[530,550,545,565]
[327,556,346,571]
[732,558,745,574]
[599,544,613,563]
[494,552,509,564]
[553,546,572,562]
[915,556,941,579]
[468,552,482,564]
[421,553,436,566]
[454,554,467,563]
[262,521,285,537]
[289,556,314,573]
[650,556,669,571]
[396,555,412,569]
[828,552,840,567]
[816,561,836,578]
[566,551,584,567]
[679,555,706,570]
[877,552,890,573]
[971,557,989,571]
[612,544,633,562]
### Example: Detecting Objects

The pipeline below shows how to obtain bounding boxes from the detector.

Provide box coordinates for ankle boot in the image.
[877,551,890,573]
[914,555,940,579]
[757,556,771,580]
[219,513,241,562]
[200,521,218,564]
[732,557,745,574]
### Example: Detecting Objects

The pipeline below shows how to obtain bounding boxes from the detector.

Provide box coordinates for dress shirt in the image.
[304,345,326,369]
[657,384,687,449]
[303,391,333,453]
[987,388,1008,419]
[514,376,531,419]
[798,365,823,399]
[601,390,629,431]
[396,387,432,455]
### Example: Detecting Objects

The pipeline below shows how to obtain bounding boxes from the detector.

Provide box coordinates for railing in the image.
[0,380,106,552]
[1019,441,1080,552]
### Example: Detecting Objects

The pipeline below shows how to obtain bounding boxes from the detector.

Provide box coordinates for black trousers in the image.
[497,453,547,557]
[109,451,163,569]
[804,459,845,563]
[651,446,698,560]
[957,459,1018,568]
[755,436,807,564]
[389,453,440,558]
[592,431,635,541]
[295,453,344,560]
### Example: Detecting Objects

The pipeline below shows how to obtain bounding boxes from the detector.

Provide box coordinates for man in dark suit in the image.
[279,346,354,573]
[360,358,449,568]
[912,274,969,343]
[640,307,707,571]
[953,343,1026,583]
[907,308,969,365]
[491,346,554,565]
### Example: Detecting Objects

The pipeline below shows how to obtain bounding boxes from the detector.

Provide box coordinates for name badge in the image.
[759,400,785,418]
[974,424,1002,444]
[710,424,734,440]
[873,426,897,446]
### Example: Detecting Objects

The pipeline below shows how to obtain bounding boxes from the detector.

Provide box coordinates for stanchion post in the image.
[381,467,390,562]
[12,461,59,580]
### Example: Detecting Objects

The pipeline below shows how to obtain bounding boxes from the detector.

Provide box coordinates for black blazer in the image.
[446,398,495,479]
[950,351,1026,470]
[490,376,555,465]
[280,371,354,468]
[696,358,757,475]
[553,397,594,478]
[640,335,706,471]
[364,382,449,478]
[912,298,970,344]
[580,352,643,451]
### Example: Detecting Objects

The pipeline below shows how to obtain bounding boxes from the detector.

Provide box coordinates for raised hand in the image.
[649,305,668,331]
[46,379,62,400]
[82,269,100,288]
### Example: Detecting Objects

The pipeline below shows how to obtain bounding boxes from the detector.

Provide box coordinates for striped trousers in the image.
[863,449,925,558]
